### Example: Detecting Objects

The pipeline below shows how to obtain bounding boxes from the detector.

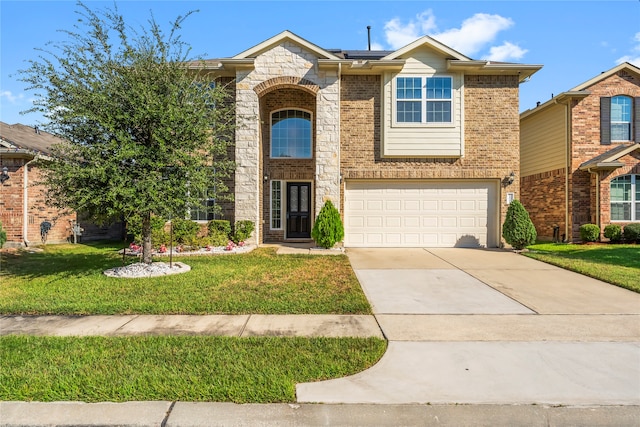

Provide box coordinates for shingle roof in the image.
[0,122,64,157]
[579,143,640,171]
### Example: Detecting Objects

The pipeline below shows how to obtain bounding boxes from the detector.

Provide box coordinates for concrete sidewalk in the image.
[1,401,639,427]
[0,314,382,338]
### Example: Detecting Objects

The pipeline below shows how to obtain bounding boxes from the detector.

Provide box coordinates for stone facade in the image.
[233,41,340,244]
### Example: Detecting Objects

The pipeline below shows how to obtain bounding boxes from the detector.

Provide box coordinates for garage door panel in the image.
[345,181,496,248]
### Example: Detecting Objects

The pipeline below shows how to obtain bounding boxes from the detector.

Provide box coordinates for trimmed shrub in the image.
[208,220,231,238]
[603,224,622,243]
[171,218,200,245]
[127,214,168,246]
[502,200,537,250]
[232,220,255,244]
[0,221,6,248]
[623,223,640,243]
[311,200,344,249]
[579,224,600,242]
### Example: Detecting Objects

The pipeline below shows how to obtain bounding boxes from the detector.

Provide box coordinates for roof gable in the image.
[571,62,640,91]
[233,30,341,60]
[382,35,471,61]
[579,143,640,171]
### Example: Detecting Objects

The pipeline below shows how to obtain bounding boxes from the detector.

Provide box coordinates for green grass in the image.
[0,335,386,403]
[0,242,371,315]
[525,243,640,293]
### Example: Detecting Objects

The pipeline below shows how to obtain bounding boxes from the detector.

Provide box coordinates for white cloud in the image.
[0,90,24,104]
[381,10,527,62]
[616,32,640,67]
[485,42,528,62]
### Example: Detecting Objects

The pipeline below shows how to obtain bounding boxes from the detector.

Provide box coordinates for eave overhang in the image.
[318,58,405,74]
[447,60,543,83]
[520,90,590,119]
[0,147,37,160]
[579,143,640,172]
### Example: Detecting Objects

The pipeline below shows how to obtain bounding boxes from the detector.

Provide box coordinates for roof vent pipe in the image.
[367,26,371,50]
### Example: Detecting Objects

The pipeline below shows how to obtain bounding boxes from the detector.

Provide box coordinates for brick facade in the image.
[0,159,76,247]
[339,74,521,243]
[521,65,640,242]
[520,169,566,240]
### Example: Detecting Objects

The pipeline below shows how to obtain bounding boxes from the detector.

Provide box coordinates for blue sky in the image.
[1,1,639,126]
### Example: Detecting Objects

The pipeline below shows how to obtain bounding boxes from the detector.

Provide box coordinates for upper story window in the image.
[271,109,312,159]
[610,174,639,222]
[395,76,452,125]
[601,95,638,144]
[611,96,632,141]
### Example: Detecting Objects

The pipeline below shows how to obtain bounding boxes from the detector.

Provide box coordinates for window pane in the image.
[611,176,631,201]
[397,77,422,99]
[397,101,421,122]
[426,77,452,99]
[271,110,312,158]
[271,181,281,229]
[611,96,632,140]
[290,185,298,213]
[190,193,215,221]
[426,101,451,122]
[611,203,631,221]
[300,185,309,213]
[611,123,631,141]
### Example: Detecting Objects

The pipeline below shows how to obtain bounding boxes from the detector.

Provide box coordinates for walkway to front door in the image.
[286,182,311,239]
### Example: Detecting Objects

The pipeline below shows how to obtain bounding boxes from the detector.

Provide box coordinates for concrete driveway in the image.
[297,248,640,405]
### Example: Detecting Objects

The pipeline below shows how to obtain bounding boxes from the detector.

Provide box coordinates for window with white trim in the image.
[271,110,312,158]
[610,174,639,221]
[190,188,216,221]
[395,76,452,124]
[271,180,282,229]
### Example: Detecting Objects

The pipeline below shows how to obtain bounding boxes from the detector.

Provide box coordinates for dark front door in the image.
[287,182,311,239]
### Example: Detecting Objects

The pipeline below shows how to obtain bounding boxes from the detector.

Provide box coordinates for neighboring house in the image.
[0,122,122,247]
[520,63,640,242]
[201,30,541,248]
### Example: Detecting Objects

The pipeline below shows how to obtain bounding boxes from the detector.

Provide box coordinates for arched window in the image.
[271,110,312,159]
[611,96,632,141]
[610,175,639,221]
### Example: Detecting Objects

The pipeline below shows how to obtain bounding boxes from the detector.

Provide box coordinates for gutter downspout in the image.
[23,157,37,247]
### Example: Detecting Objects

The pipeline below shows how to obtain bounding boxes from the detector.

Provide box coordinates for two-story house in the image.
[520,63,640,242]
[199,31,542,248]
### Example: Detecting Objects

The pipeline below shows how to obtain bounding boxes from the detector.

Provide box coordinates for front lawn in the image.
[0,242,371,315]
[524,243,640,293]
[0,335,386,403]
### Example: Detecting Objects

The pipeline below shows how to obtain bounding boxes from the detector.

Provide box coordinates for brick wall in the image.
[568,70,640,240]
[0,160,76,247]
[521,168,567,240]
[339,74,521,244]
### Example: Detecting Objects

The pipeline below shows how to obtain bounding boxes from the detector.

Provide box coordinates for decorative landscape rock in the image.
[103,262,191,278]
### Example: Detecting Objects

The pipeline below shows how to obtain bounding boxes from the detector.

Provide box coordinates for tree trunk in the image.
[141,211,153,264]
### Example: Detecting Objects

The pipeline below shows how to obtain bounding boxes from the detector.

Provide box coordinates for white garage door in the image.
[344,180,497,248]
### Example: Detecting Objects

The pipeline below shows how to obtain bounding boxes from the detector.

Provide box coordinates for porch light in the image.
[507,171,515,185]
[0,167,9,184]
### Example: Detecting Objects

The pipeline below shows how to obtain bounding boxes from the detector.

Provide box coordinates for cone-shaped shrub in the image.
[502,200,537,250]
[312,200,345,249]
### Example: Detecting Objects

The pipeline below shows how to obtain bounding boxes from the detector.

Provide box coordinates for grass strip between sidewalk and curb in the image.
[0,242,371,315]
[524,243,640,293]
[0,336,387,403]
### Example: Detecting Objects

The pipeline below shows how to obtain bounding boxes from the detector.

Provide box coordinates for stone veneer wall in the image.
[234,41,340,244]
[567,70,640,240]
[339,74,521,244]
[260,88,316,242]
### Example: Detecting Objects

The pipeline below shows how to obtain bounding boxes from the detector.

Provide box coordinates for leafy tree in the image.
[311,200,344,249]
[19,2,234,263]
[502,200,537,250]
